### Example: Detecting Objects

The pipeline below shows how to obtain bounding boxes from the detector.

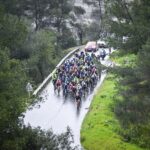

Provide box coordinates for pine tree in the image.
[105,0,150,148]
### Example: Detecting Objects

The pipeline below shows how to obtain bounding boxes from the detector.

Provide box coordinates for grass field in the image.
[80,74,144,150]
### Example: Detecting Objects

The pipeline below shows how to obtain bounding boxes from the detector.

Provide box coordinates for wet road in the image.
[24,48,113,148]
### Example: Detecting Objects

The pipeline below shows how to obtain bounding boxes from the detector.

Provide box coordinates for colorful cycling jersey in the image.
[77,84,82,90]
[52,73,57,80]
[56,79,61,86]
[74,77,79,83]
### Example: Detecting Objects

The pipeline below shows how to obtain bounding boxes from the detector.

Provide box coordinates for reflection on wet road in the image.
[24,49,112,147]
[25,74,106,145]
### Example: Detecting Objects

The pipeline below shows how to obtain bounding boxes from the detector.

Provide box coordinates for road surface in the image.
[24,48,113,148]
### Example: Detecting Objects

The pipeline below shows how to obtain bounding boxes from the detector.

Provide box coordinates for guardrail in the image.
[33,45,84,96]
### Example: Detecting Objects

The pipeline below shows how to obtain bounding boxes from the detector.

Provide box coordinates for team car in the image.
[85,41,97,52]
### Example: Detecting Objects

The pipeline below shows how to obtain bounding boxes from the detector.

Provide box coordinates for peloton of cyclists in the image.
[52,51,101,107]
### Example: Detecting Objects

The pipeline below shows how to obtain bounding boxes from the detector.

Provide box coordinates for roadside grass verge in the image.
[110,50,137,67]
[80,73,144,150]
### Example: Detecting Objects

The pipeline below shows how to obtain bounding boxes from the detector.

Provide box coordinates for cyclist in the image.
[63,81,68,96]
[56,78,61,95]
[52,73,57,90]
[75,93,81,109]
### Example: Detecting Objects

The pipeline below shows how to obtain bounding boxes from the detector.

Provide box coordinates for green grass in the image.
[80,75,144,150]
[110,50,137,67]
